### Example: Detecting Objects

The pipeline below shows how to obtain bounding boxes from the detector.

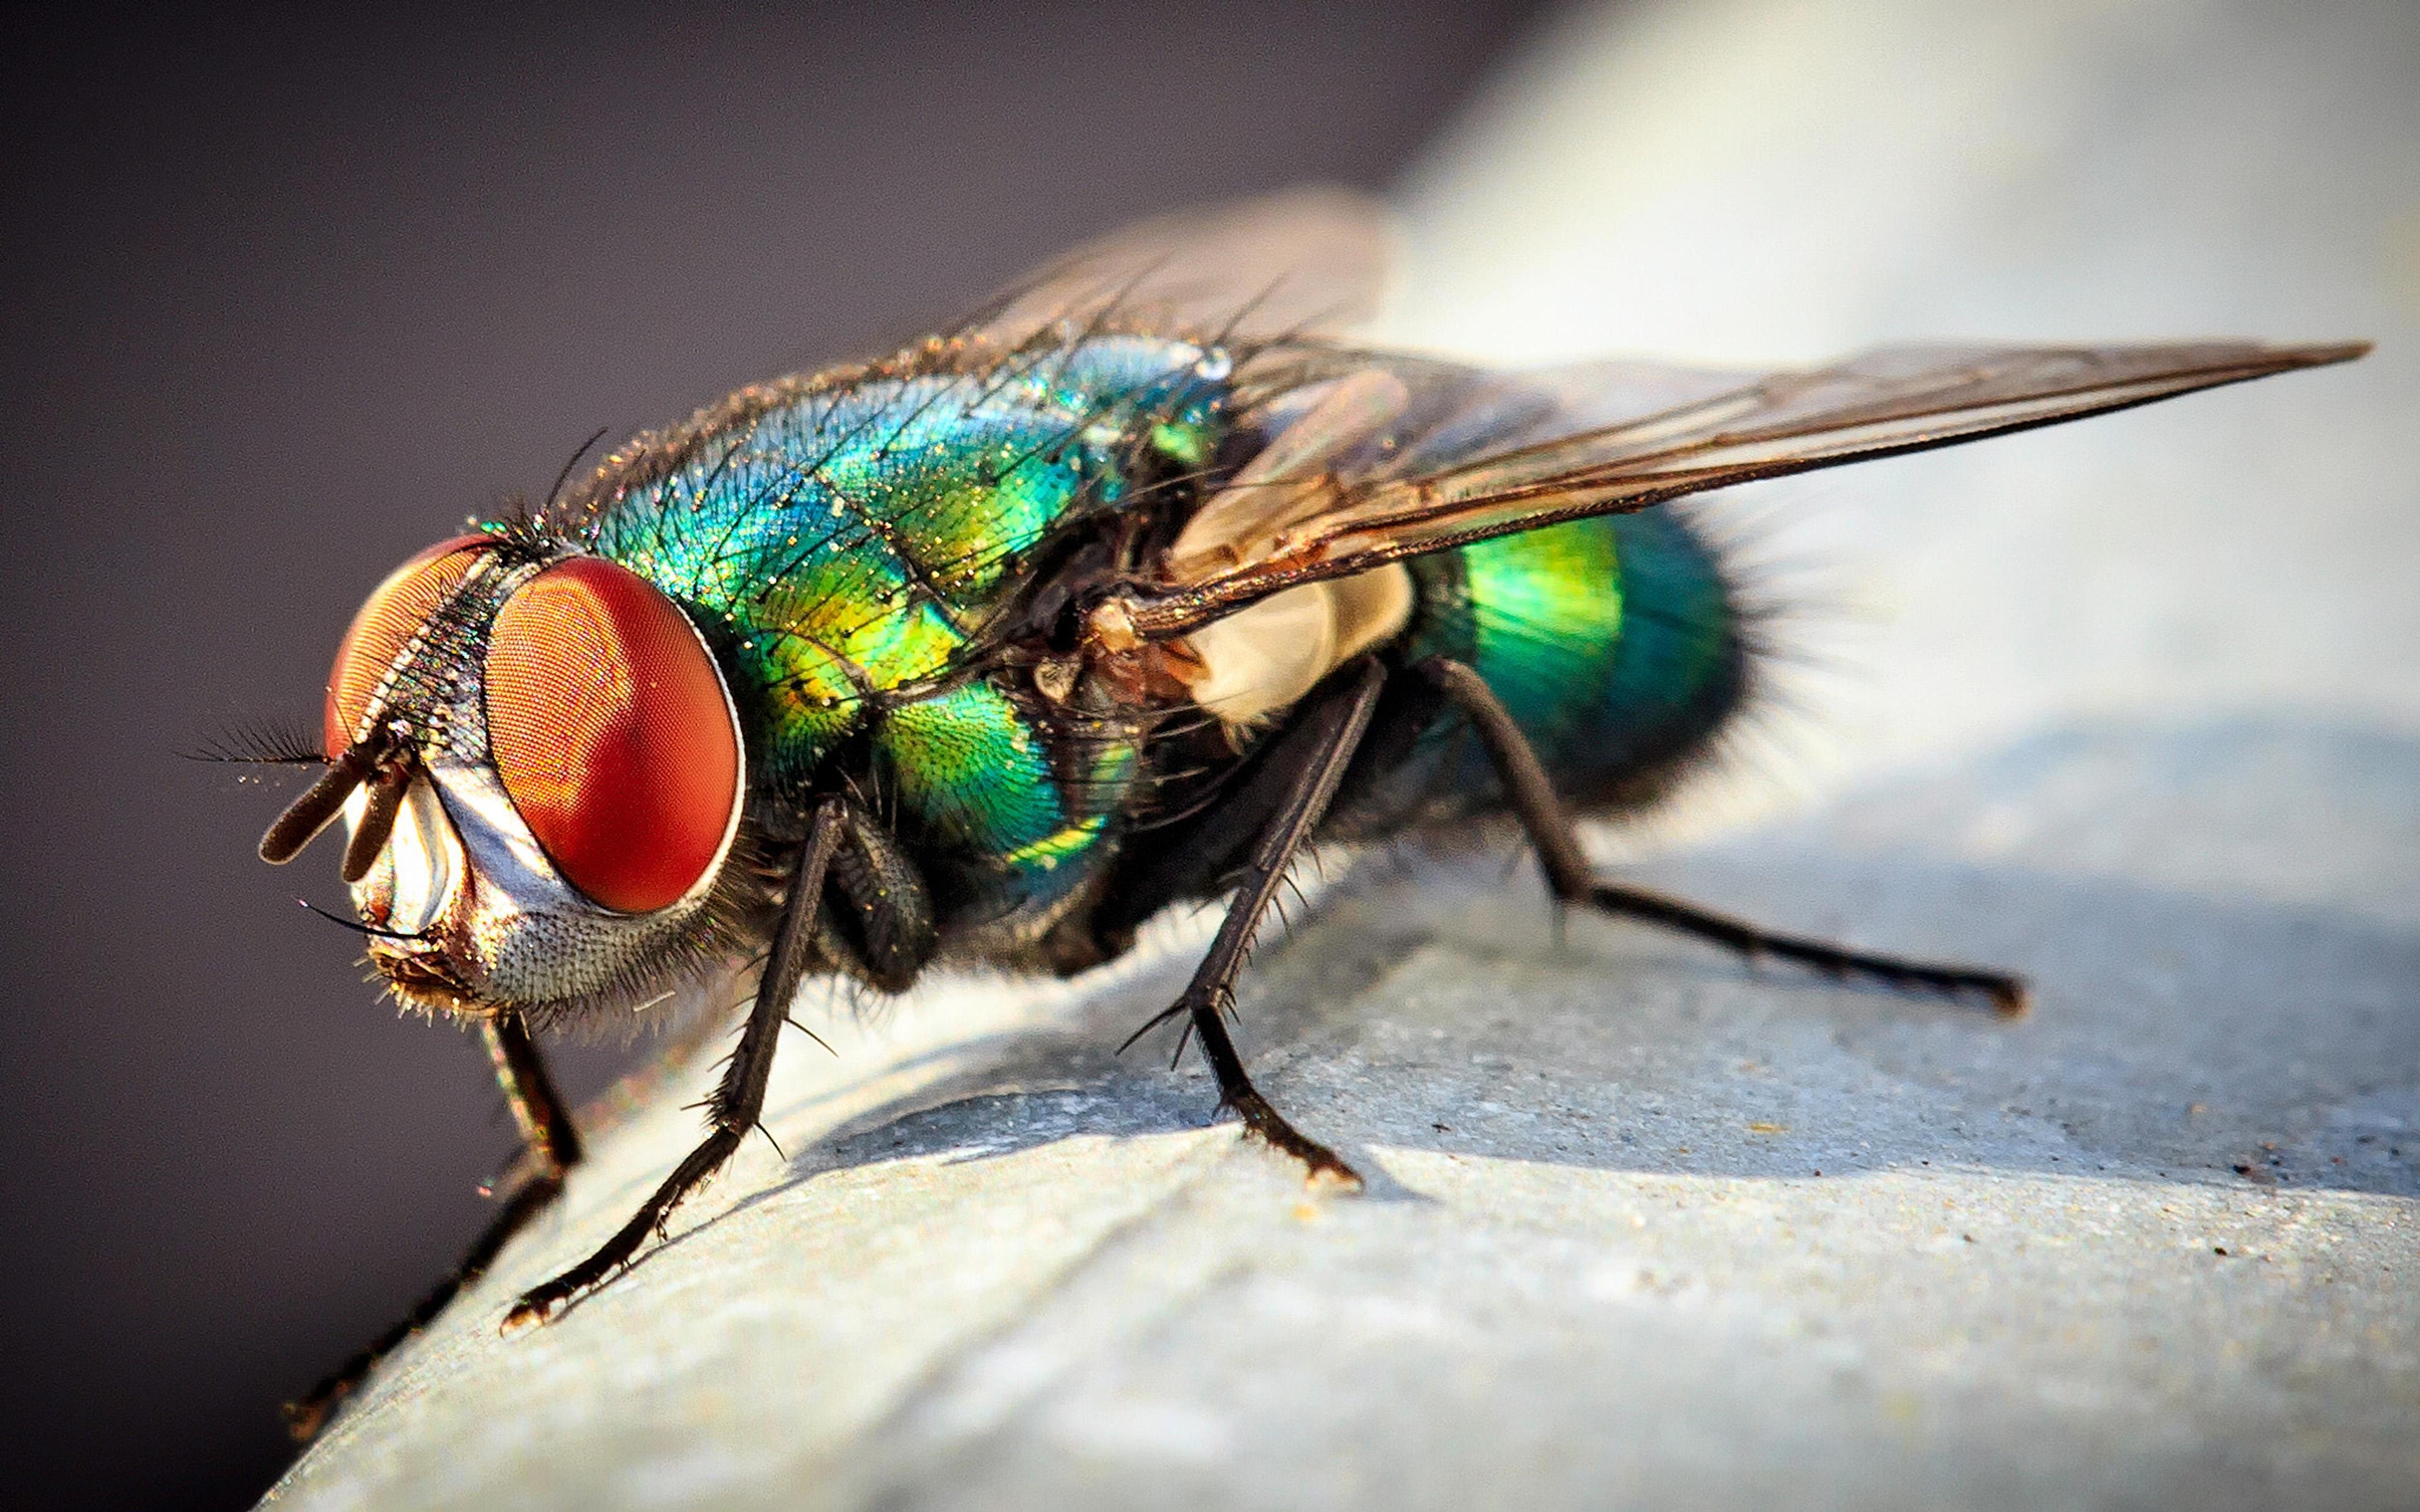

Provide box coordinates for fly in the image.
[242,187,2366,1438]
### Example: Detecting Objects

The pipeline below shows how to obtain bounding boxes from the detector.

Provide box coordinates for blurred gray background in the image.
[0,6,1541,1507]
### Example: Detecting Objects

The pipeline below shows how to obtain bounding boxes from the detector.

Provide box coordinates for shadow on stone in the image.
[735,714,2420,1206]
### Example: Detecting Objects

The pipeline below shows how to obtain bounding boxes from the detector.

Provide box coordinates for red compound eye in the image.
[483,557,741,914]
[325,535,493,756]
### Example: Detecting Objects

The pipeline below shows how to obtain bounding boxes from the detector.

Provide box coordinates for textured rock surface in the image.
[266,1,2419,1506]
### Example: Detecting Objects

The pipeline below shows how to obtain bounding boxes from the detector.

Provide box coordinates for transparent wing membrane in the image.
[1122,340,2368,636]
[960,185,1397,348]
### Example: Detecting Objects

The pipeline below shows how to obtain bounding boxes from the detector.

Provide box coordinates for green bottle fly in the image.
[247,189,2365,1438]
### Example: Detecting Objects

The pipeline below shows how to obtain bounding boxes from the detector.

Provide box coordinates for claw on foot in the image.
[501,1293,560,1334]
[1226,1088,1364,1191]
[282,1392,341,1444]
[1305,1159,1364,1193]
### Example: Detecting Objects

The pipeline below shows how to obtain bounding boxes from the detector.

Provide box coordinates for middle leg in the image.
[1125,657,1390,1184]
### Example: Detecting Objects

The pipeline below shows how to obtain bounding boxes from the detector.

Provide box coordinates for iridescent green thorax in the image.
[561,333,1230,922]
[543,331,1742,939]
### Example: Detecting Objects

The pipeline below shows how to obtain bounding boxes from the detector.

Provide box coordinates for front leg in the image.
[1124,658,1389,1185]
[504,796,848,1327]
[285,1012,580,1440]
[1417,656,2028,1014]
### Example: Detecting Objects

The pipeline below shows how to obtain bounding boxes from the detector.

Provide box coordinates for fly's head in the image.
[260,532,748,1020]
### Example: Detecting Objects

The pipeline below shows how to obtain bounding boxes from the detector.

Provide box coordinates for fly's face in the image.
[264,535,746,1016]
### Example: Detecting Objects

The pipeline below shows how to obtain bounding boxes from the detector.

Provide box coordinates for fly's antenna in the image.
[258,745,380,865]
[341,763,414,883]
[296,897,429,942]
[258,728,418,878]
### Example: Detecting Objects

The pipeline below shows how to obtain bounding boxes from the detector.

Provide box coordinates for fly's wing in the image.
[1125,339,2369,637]
[557,188,1393,530]
[950,185,1397,348]
[1166,353,1770,577]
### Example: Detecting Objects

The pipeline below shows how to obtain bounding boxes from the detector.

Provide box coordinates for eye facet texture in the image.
[324,535,492,756]
[485,557,740,914]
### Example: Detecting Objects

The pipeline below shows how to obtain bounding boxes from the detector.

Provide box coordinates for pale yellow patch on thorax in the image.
[1176,563,1413,728]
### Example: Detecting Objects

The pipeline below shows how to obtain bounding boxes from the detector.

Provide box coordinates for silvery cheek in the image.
[345,777,461,937]
[346,761,712,1009]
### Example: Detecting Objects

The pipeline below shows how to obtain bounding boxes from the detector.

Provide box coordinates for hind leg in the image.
[1415,656,2027,1015]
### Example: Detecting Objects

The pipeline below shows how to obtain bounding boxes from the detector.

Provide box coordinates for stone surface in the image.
[265,1,2419,1506]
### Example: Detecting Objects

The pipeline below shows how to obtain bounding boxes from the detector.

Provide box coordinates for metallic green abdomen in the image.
[1409,508,1743,811]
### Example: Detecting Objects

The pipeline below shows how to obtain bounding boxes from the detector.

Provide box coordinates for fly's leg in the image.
[1564,881,2027,1012]
[285,1011,582,1441]
[821,800,938,994]
[1415,656,2029,1016]
[503,796,848,1329]
[1123,658,1388,1185]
